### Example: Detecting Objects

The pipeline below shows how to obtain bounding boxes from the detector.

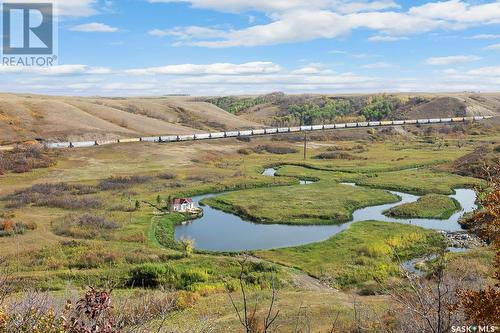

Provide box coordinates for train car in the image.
[178,135,195,141]
[0,145,15,152]
[392,120,404,125]
[45,142,71,149]
[368,121,381,126]
[289,127,301,132]
[357,122,369,127]
[194,133,211,140]
[428,118,441,123]
[225,131,239,137]
[473,116,484,121]
[335,123,346,129]
[141,137,160,142]
[311,125,324,130]
[119,138,141,143]
[239,130,253,136]
[278,127,290,133]
[300,125,312,131]
[95,140,117,146]
[323,124,335,129]
[71,141,96,148]
[440,118,452,123]
[346,123,357,128]
[252,129,266,135]
[210,132,225,139]
[404,119,418,124]
[160,135,179,142]
[417,119,430,124]
[464,116,474,122]
[452,117,465,122]
[265,128,278,134]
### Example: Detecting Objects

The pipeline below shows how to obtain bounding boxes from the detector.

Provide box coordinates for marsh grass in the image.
[256,221,446,289]
[384,194,461,219]
[203,183,399,224]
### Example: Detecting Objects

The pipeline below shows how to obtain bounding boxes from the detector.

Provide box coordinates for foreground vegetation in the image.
[385,194,461,219]
[256,221,446,289]
[0,120,498,332]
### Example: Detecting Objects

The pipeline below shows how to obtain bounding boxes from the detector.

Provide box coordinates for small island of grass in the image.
[202,183,400,225]
[384,194,461,219]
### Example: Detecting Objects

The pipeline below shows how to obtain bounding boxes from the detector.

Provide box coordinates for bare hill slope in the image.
[0,94,261,144]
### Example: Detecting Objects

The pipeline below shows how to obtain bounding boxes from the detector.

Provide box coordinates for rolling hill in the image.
[0,92,499,145]
[0,94,261,144]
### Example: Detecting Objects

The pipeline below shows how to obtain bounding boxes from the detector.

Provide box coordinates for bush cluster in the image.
[314,151,366,160]
[53,214,119,239]
[0,219,37,237]
[157,172,176,180]
[4,182,100,209]
[98,175,153,190]
[129,263,187,288]
[0,145,54,174]
[252,145,299,155]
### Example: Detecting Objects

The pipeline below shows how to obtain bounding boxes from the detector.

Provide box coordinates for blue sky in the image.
[1,0,500,96]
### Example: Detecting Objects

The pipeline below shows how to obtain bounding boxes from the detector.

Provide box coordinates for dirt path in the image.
[247,255,334,292]
[290,270,335,291]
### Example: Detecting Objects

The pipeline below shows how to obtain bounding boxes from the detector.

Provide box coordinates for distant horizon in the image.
[1,90,499,98]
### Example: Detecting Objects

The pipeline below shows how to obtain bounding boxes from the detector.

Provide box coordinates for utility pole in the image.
[303,131,307,160]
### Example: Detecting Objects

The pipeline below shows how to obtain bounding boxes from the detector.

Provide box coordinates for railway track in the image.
[0,116,493,151]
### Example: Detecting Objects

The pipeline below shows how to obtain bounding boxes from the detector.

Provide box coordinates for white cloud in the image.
[408,0,500,24]
[368,35,409,42]
[152,9,443,47]
[0,65,112,75]
[467,66,500,77]
[424,55,482,65]
[149,1,500,48]
[361,62,393,69]
[148,0,399,14]
[443,68,458,75]
[5,61,500,96]
[125,62,282,75]
[290,64,335,75]
[149,26,227,39]
[485,43,500,50]
[469,34,500,40]
[71,23,119,32]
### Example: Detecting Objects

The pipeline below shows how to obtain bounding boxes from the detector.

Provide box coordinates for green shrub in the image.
[129,263,178,288]
[180,269,209,287]
[250,261,278,273]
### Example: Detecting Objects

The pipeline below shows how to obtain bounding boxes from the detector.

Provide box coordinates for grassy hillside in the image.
[0,94,261,144]
[206,92,500,126]
[2,92,498,145]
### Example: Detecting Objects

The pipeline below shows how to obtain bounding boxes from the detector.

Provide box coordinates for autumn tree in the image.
[455,162,500,326]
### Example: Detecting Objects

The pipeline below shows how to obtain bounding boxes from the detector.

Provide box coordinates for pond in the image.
[174,168,477,252]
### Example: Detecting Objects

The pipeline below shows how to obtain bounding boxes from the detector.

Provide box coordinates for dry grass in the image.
[0,93,261,144]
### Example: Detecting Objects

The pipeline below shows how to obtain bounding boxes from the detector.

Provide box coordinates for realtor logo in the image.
[2,2,57,66]
[3,2,53,54]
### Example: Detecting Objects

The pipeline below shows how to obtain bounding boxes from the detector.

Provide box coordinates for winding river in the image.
[174,168,477,252]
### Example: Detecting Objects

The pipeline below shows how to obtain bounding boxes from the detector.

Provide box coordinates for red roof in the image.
[173,198,193,205]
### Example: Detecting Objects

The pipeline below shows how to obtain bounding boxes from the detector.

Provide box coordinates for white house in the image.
[171,198,195,213]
